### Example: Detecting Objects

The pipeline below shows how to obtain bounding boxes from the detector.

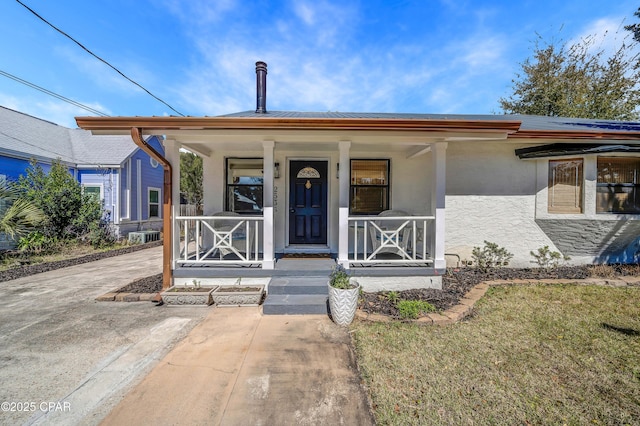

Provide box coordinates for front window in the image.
[148,188,160,218]
[350,159,390,214]
[226,158,263,214]
[83,185,102,201]
[597,157,640,214]
[548,159,583,213]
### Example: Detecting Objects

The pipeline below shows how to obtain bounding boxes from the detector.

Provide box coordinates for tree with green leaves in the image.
[0,180,45,240]
[14,159,111,248]
[624,7,640,43]
[499,32,640,120]
[180,151,203,209]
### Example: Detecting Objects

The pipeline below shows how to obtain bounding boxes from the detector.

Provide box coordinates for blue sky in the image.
[0,0,638,128]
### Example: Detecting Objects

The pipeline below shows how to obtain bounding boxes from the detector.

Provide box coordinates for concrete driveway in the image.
[0,246,208,425]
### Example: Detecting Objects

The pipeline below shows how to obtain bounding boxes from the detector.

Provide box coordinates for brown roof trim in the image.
[510,130,640,140]
[76,116,522,133]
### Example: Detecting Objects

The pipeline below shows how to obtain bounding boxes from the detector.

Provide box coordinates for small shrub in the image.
[387,291,399,304]
[329,264,353,289]
[397,300,435,319]
[588,264,617,278]
[17,231,59,255]
[530,246,570,269]
[471,241,513,272]
[86,214,116,248]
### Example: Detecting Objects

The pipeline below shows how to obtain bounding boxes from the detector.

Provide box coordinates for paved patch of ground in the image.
[0,246,207,425]
[0,241,162,283]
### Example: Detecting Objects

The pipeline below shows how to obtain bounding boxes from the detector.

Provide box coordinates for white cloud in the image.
[571,16,632,56]
[55,46,150,96]
[0,93,110,127]
[161,0,238,24]
[293,2,315,26]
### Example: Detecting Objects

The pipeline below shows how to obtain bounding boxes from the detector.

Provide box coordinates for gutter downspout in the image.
[130,128,172,292]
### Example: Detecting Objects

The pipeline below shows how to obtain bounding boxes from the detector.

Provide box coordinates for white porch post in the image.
[262,140,275,269]
[338,141,351,267]
[431,142,447,270]
[164,138,181,269]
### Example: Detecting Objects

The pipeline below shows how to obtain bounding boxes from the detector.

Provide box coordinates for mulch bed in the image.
[115,264,639,313]
[116,273,163,293]
[358,265,627,318]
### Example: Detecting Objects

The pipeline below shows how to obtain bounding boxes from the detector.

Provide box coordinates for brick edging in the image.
[355,276,640,325]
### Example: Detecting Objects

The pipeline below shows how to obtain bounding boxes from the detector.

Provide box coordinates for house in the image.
[75,62,640,295]
[0,106,164,244]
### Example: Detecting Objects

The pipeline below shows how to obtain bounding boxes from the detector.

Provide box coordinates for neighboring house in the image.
[76,63,640,292]
[0,106,164,245]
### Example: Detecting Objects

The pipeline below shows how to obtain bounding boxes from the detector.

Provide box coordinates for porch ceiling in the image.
[167,129,512,153]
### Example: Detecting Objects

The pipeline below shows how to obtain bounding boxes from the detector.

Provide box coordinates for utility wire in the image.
[16,0,186,117]
[0,69,109,117]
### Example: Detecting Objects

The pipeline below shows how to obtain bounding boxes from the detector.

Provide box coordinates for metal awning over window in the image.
[515,143,640,159]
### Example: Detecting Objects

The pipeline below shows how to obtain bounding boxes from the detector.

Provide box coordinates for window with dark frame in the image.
[148,188,160,218]
[349,159,390,214]
[548,159,583,213]
[225,158,264,214]
[597,157,640,214]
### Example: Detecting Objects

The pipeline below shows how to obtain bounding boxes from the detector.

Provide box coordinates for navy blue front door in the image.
[289,161,328,245]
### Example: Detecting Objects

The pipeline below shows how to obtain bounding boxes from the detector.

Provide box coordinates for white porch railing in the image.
[175,215,263,266]
[348,215,435,265]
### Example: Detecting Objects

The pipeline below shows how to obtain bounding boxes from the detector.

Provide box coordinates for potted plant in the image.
[211,278,265,306]
[328,264,360,326]
[161,280,218,306]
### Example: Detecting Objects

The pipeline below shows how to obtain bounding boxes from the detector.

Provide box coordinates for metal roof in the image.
[220,110,640,133]
[515,143,640,159]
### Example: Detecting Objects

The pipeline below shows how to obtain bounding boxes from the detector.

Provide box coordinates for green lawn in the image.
[352,284,640,425]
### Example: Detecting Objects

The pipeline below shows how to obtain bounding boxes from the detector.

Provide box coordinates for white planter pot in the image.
[328,279,360,326]
[211,285,265,307]
[161,286,218,306]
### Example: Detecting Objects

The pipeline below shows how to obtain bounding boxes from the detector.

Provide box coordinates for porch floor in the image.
[175,254,439,278]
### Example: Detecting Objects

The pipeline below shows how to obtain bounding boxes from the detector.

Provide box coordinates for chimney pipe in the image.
[255,61,267,114]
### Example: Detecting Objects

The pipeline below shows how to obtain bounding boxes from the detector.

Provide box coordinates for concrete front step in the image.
[268,277,328,295]
[263,294,329,315]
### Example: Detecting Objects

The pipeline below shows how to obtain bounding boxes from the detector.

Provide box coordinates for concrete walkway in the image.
[101,309,375,425]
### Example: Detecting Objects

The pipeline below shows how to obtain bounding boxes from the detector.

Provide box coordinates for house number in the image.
[273,186,278,212]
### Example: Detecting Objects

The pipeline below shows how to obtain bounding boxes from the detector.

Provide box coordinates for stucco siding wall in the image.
[445,142,559,267]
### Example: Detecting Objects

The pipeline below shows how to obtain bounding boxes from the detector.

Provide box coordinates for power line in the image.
[15,0,186,117]
[0,69,110,117]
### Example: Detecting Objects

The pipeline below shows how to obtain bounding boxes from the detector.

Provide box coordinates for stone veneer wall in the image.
[535,219,640,262]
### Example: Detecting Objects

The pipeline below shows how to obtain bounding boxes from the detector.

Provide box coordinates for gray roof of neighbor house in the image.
[220,110,640,133]
[0,106,141,167]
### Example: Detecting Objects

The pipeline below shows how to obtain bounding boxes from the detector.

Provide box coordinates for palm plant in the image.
[0,181,45,240]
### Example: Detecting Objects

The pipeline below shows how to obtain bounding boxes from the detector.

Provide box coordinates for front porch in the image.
[173,212,439,271]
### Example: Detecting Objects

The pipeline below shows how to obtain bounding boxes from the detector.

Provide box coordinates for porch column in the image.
[262,140,275,269]
[338,140,351,267]
[431,142,447,270]
[165,138,181,270]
